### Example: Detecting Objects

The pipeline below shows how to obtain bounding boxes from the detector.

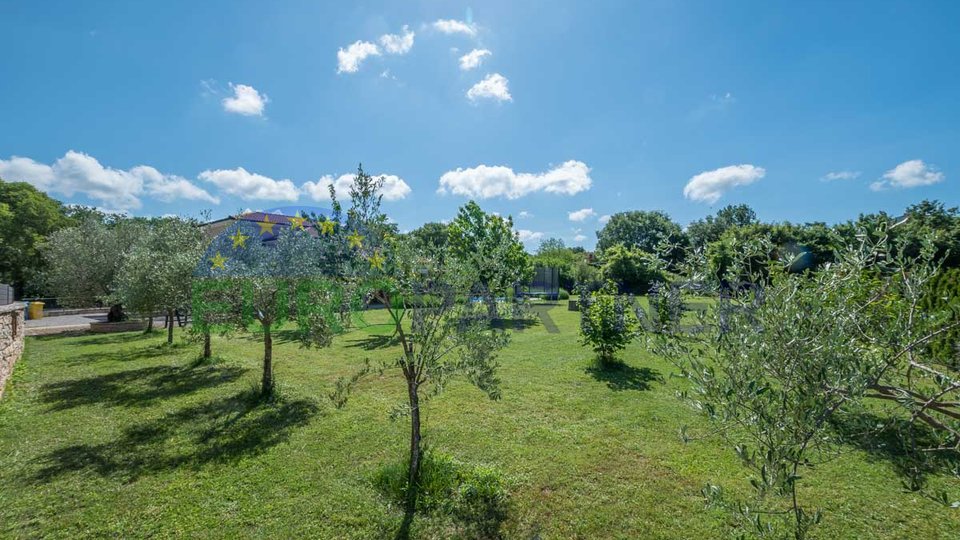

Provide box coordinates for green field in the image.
[2,303,959,539]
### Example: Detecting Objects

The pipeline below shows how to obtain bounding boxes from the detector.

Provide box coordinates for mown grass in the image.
[1,301,959,538]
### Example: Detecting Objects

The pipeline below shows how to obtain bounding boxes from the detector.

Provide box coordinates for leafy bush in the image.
[558,288,570,300]
[373,448,510,538]
[572,259,602,292]
[578,280,636,364]
[599,244,664,294]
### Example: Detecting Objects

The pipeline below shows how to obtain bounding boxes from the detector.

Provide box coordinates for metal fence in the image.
[0,284,13,305]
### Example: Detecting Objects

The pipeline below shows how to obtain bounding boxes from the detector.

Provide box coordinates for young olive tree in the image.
[193,218,355,398]
[114,217,205,339]
[332,178,525,527]
[641,224,960,539]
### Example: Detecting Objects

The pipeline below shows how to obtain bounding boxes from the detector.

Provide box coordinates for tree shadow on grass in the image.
[346,333,399,350]
[489,318,540,331]
[75,332,156,346]
[31,389,322,484]
[66,342,193,366]
[830,409,960,488]
[40,363,246,411]
[585,361,663,391]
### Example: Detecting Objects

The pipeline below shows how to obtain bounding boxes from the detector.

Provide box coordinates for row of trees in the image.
[41,214,204,341]
[521,200,960,296]
[185,169,529,532]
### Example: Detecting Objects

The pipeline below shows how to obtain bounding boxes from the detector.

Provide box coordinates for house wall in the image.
[0,303,25,399]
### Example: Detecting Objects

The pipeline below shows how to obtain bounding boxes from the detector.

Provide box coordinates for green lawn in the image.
[1,302,959,538]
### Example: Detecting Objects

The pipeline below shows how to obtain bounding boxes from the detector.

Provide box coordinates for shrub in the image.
[578,280,636,364]
[373,448,510,537]
[599,244,664,294]
[558,288,570,300]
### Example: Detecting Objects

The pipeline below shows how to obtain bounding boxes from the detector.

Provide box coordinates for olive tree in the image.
[642,223,960,539]
[331,186,525,529]
[193,221,353,398]
[42,217,146,308]
[114,217,204,339]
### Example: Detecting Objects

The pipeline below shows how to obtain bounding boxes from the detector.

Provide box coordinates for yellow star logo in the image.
[258,215,276,236]
[319,219,336,236]
[230,230,250,249]
[368,250,385,271]
[347,230,364,249]
[289,214,307,230]
[210,251,228,270]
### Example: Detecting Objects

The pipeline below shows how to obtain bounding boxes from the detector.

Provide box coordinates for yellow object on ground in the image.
[28,302,44,320]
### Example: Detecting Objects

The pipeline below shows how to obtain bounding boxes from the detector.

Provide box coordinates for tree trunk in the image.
[485,293,498,320]
[405,373,422,514]
[166,309,174,344]
[146,314,154,333]
[261,322,273,397]
[203,331,211,359]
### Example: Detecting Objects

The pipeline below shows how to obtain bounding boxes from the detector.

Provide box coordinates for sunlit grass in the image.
[0,301,958,538]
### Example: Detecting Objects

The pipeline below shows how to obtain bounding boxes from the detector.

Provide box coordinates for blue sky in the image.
[1,1,957,249]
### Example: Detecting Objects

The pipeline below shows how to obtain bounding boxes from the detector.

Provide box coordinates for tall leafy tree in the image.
[595,210,687,263]
[686,203,758,248]
[0,179,71,297]
[448,201,532,316]
[408,221,450,253]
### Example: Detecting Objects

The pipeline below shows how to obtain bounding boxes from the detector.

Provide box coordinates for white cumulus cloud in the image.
[379,25,415,54]
[516,229,543,244]
[433,19,477,36]
[683,164,765,204]
[568,208,596,222]
[0,151,218,209]
[870,160,945,191]
[821,170,861,181]
[598,214,611,225]
[467,73,512,102]
[518,210,532,219]
[198,167,299,201]
[337,40,381,73]
[459,48,491,71]
[438,160,592,199]
[135,166,220,204]
[573,234,587,242]
[222,83,268,116]
[301,172,411,202]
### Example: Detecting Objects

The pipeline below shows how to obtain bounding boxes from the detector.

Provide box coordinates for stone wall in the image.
[0,303,25,399]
